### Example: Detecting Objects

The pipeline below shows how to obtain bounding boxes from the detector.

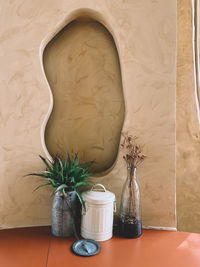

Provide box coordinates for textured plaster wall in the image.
[177,0,200,233]
[43,19,125,173]
[0,0,176,229]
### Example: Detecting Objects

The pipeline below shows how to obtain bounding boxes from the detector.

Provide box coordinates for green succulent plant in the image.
[27,153,94,211]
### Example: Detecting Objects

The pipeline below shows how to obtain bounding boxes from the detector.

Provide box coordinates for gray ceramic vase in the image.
[51,191,78,237]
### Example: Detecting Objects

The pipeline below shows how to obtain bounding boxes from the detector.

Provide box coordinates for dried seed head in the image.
[121,132,145,168]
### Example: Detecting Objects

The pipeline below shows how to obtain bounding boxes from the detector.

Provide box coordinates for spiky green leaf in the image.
[39,155,52,170]
[55,184,68,193]
[33,182,52,192]
[27,153,94,195]
[75,188,86,211]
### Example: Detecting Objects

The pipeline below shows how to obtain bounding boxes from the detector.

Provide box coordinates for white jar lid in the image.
[82,184,115,205]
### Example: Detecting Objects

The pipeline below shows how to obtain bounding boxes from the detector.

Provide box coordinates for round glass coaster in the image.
[72,239,101,257]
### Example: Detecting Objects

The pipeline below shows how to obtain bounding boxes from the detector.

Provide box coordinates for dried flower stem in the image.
[121,132,145,169]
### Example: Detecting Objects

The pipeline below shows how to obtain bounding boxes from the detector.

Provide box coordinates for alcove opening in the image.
[43,17,125,173]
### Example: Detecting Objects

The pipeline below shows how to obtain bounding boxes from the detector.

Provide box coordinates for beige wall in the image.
[0,0,176,229]
[177,0,200,233]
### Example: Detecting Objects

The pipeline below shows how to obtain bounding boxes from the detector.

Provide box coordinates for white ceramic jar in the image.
[81,184,116,241]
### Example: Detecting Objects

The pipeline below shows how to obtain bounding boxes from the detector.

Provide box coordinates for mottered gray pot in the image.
[51,191,78,237]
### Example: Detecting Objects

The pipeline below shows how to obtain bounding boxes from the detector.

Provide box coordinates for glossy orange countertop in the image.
[0,227,200,267]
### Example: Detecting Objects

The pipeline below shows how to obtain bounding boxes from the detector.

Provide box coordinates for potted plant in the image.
[27,153,94,237]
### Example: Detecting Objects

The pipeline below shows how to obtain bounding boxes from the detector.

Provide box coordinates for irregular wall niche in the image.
[43,18,125,173]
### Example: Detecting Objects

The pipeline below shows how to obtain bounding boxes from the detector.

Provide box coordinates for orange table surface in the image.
[0,227,200,267]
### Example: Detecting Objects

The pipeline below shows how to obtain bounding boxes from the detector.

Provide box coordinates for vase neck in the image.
[127,167,137,180]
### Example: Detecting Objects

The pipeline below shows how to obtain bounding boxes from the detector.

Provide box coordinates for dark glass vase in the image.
[119,167,142,238]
